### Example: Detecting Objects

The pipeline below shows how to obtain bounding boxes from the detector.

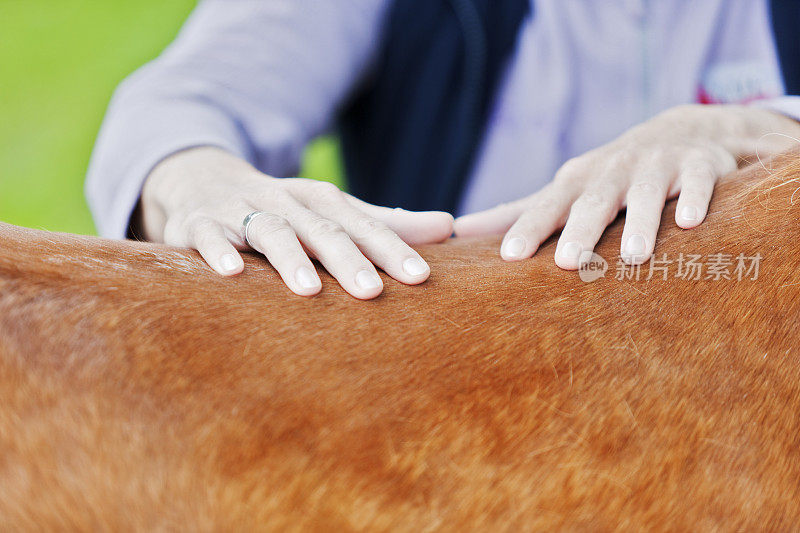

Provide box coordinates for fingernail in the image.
[402,257,429,277]
[502,237,526,258]
[560,241,582,262]
[295,266,320,289]
[356,270,382,290]
[624,234,646,256]
[220,254,239,273]
[681,206,698,222]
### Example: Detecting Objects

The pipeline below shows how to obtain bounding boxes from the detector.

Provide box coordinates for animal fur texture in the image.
[1,152,800,531]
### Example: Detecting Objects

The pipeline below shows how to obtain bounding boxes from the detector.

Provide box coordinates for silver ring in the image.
[242,211,267,247]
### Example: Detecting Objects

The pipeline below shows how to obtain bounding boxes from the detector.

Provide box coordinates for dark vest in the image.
[339,0,800,214]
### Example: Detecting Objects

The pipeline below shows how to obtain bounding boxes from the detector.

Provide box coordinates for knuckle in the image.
[719,154,738,174]
[182,210,207,229]
[574,190,611,212]
[711,147,738,174]
[193,223,223,249]
[192,216,218,235]
[492,199,525,217]
[726,111,750,135]
[682,163,716,182]
[628,180,665,198]
[278,177,305,189]
[643,146,672,168]
[605,149,637,171]
[254,186,293,208]
[162,215,187,245]
[222,198,252,215]
[681,147,708,162]
[555,157,587,182]
[309,217,346,239]
[524,196,554,214]
[252,213,291,237]
[515,209,552,234]
[313,180,342,196]
[562,218,596,239]
[349,216,393,241]
[521,197,562,223]
[280,178,341,203]
[571,190,619,226]
[166,211,208,246]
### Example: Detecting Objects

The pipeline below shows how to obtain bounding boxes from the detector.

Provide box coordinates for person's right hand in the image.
[139,147,454,299]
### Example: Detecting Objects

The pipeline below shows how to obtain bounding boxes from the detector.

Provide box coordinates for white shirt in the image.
[459,0,791,214]
[87,0,800,238]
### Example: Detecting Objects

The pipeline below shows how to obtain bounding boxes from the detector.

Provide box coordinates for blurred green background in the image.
[0,0,341,235]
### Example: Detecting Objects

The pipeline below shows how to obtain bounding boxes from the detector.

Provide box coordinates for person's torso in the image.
[458,0,785,215]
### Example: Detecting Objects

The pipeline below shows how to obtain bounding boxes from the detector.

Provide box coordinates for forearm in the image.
[86,0,391,239]
[86,79,252,240]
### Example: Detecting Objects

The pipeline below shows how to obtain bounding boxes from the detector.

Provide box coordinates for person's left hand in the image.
[453,104,800,268]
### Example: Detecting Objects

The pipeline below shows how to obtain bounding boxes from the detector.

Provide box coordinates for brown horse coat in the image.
[1,153,799,530]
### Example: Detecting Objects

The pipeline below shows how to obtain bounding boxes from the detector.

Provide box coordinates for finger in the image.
[555,189,623,270]
[344,194,454,244]
[454,158,587,238]
[499,183,577,261]
[304,191,431,286]
[452,199,528,238]
[674,162,718,229]
[187,218,245,276]
[285,209,385,300]
[344,215,431,285]
[620,180,669,265]
[243,212,322,297]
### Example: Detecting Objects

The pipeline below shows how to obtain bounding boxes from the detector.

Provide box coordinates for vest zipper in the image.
[444,0,488,209]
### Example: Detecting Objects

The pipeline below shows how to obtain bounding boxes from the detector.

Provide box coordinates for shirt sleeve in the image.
[86,0,390,239]
[752,96,800,124]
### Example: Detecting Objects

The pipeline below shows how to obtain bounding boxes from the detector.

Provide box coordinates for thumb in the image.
[453,202,525,238]
[344,194,453,245]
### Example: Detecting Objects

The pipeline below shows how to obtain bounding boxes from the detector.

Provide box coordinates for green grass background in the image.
[0,0,342,235]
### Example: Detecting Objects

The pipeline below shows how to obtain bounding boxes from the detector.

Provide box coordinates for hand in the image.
[454,104,800,268]
[139,147,453,299]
